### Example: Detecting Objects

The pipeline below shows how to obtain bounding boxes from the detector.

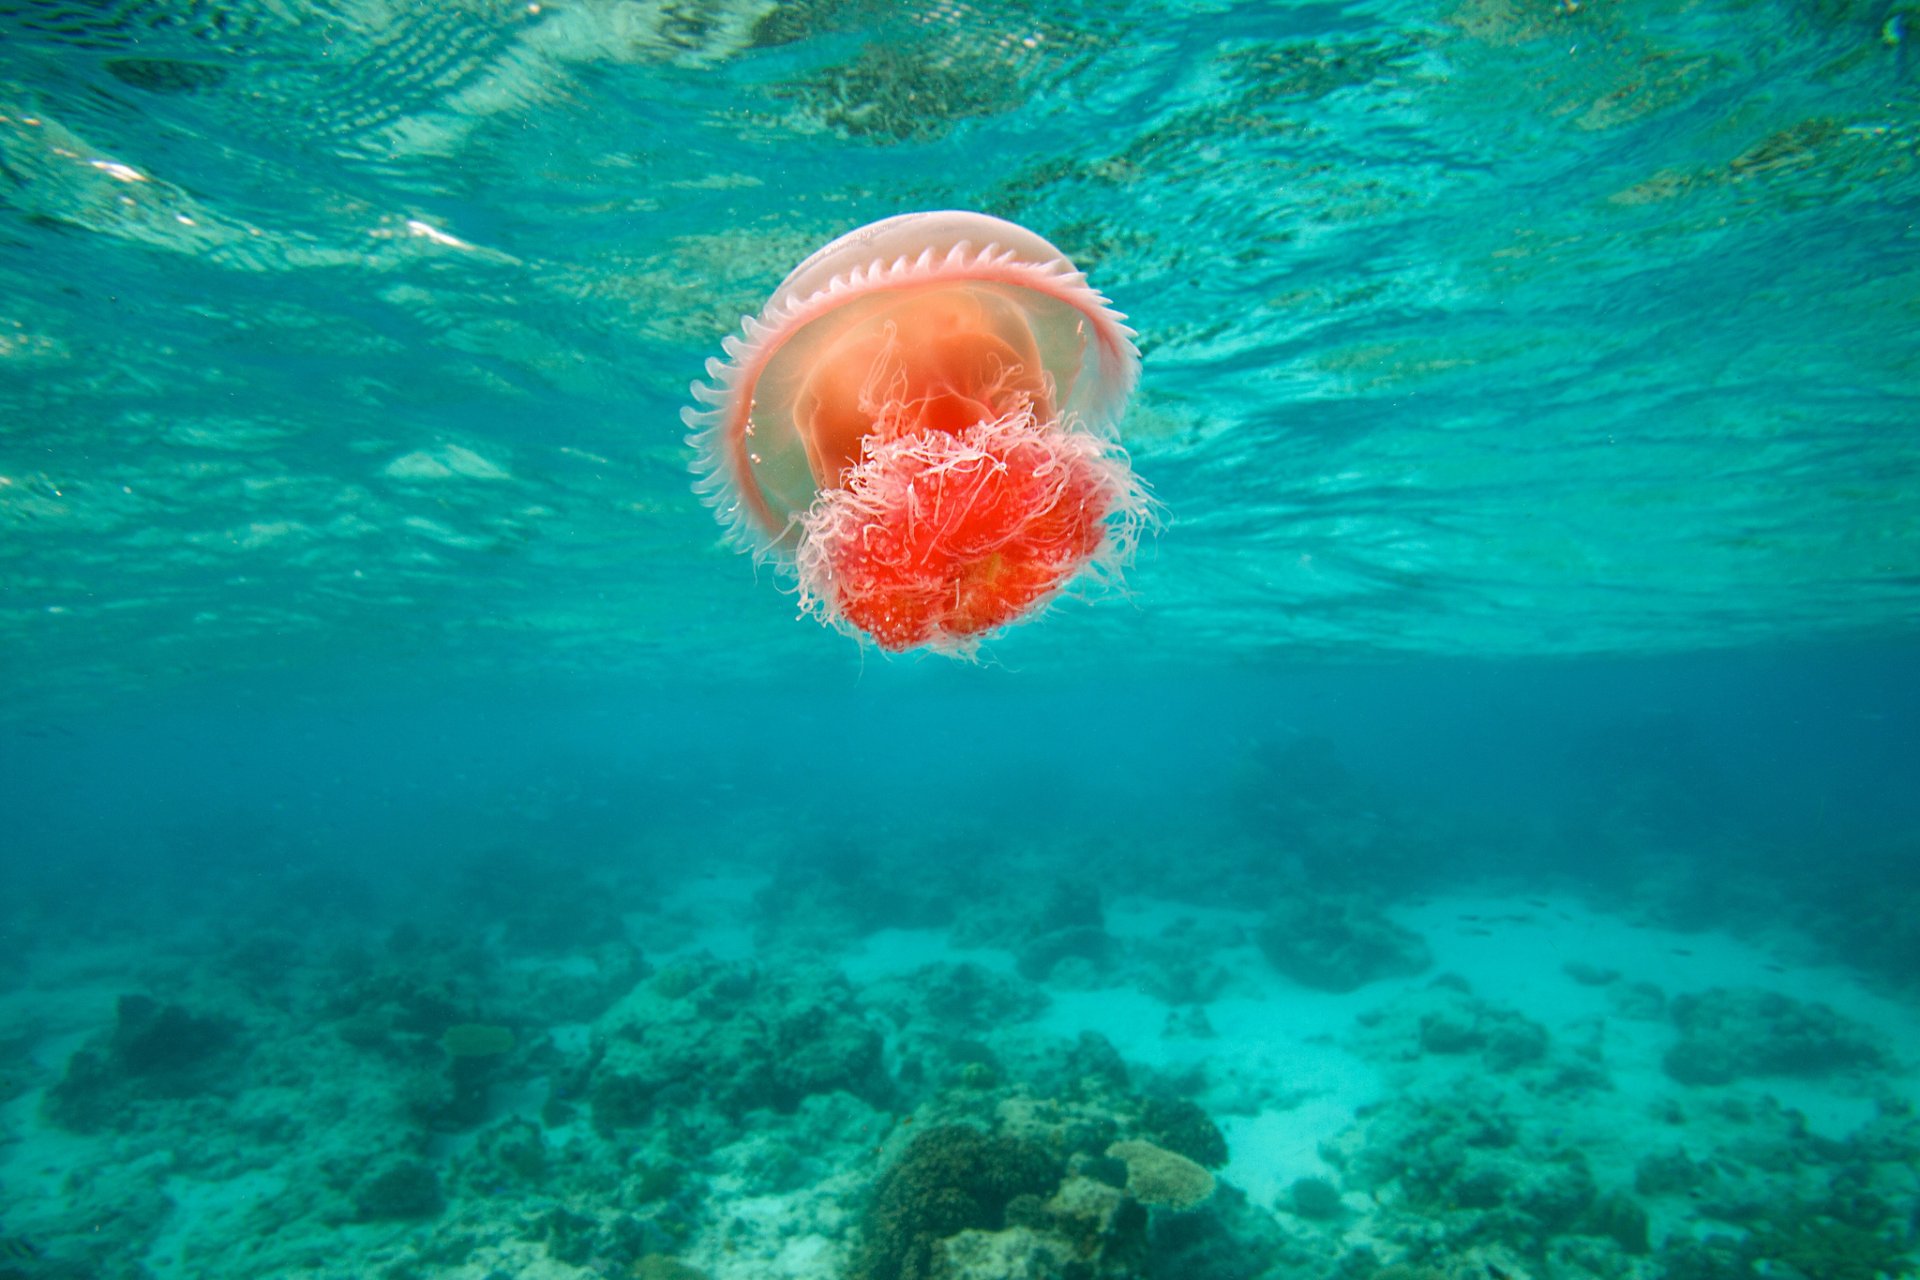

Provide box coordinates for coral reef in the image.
[845,1091,1241,1280]
[585,962,892,1128]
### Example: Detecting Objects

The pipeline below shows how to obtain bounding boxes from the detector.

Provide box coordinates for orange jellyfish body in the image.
[685,211,1148,653]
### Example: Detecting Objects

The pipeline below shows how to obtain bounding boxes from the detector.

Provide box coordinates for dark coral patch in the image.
[852,1124,1063,1280]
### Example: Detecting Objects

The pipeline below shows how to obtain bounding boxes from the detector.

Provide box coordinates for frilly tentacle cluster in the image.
[793,408,1156,655]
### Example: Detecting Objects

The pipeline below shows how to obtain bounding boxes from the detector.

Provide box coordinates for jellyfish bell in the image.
[684,210,1151,653]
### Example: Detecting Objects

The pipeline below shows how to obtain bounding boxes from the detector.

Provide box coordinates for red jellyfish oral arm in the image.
[684,210,1153,653]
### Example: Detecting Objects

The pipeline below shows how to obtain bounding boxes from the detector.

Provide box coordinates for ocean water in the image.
[3,1,1920,1278]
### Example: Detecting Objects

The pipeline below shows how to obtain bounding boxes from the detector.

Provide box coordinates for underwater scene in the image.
[3,0,1920,1278]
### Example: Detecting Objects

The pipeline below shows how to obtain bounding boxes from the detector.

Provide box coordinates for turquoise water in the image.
[3,3,1920,1279]
[3,0,1916,686]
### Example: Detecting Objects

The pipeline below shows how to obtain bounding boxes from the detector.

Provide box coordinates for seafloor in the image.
[2,732,1917,1280]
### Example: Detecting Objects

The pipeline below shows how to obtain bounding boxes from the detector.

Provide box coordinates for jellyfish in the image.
[684,210,1152,653]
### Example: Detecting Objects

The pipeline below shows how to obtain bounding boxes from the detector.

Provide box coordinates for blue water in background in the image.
[2,1,1919,1277]
[7,649,1920,893]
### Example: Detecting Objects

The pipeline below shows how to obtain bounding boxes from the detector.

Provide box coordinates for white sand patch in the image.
[690,1189,849,1280]
[841,927,1017,983]
[502,951,602,979]
[548,1021,594,1057]
[1037,985,1175,1055]
[1397,891,1777,1016]
[643,870,770,961]
[0,1088,110,1228]
[1394,892,1915,1141]
[142,1170,289,1273]
[1392,890,1920,1038]
[1222,1096,1355,1208]
[1103,896,1256,940]
[1060,890,1916,1217]
[489,1073,549,1123]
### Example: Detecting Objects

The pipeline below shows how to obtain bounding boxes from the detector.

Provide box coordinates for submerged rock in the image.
[454,1115,549,1191]
[1257,895,1431,992]
[1635,1148,1706,1196]
[851,1124,1063,1280]
[1563,960,1621,986]
[1138,1096,1229,1170]
[1016,881,1116,984]
[928,1223,1077,1280]
[44,994,243,1131]
[1105,1139,1215,1211]
[1664,988,1883,1085]
[1356,979,1555,1078]
[632,1258,709,1280]
[1290,1175,1346,1219]
[352,1159,444,1220]
[108,995,237,1080]
[1745,1209,1914,1280]
[1582,1189,1652,1254]
[917,963,1051,1031]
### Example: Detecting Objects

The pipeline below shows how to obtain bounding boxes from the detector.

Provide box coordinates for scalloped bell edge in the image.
[682,236,1141,567]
